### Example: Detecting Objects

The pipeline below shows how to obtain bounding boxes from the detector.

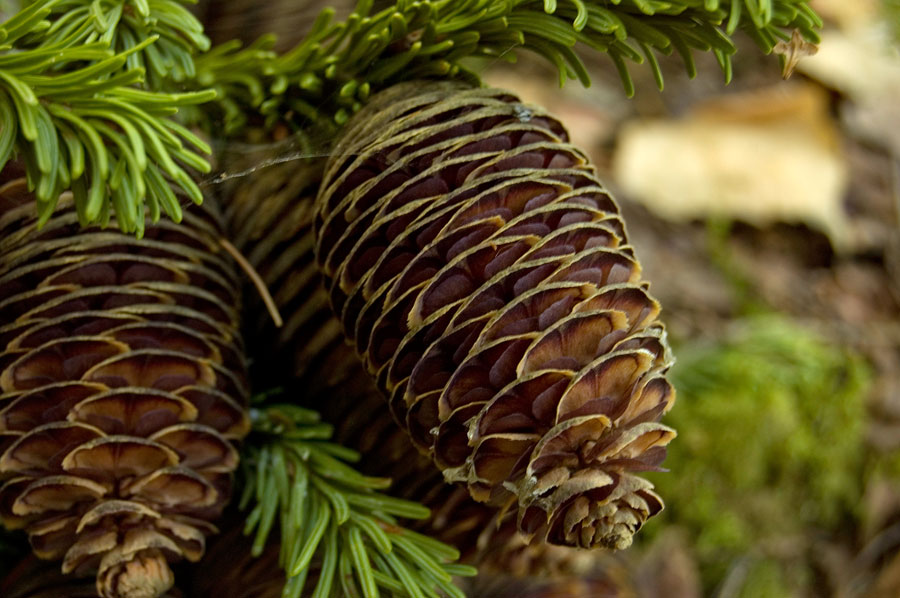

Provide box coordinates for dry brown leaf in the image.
[612,83,852,249]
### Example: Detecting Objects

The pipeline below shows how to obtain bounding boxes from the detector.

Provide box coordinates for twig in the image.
[219,236,283,328]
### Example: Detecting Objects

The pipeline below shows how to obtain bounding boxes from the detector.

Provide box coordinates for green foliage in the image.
[196,0,822,132]
[240,401,476,598]
[190,33,277,134]
[1,0,823,233]
[736,558,792,598]
[646,315,872,592]
[0,1,215,235]
[22,0,209,89]
[886,0,900,41]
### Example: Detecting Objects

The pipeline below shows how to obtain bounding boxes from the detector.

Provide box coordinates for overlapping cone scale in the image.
[314,81,676,550]
[0,173,250,598]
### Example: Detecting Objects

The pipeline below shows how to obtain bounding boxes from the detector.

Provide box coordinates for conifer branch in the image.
[0,0,215,235]
[197,0,822,133]
[19,0,209,89]
[189,34,277,133]
[1,0,822,234]
[241,401,477,598]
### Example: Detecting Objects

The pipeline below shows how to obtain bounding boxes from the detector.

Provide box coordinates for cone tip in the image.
[98,548,174,598]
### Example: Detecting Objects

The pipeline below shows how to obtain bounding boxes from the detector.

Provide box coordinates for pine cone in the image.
[0,172,250,598]
[314,81,676,550]
[218,153,591,576]
[2,518,276,598]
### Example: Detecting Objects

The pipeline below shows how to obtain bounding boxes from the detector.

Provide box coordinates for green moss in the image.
[737,558,793,598]
[646,315,872,592]
[885,0,900,41]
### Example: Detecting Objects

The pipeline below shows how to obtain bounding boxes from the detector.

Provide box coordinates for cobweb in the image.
[200,131,336,190]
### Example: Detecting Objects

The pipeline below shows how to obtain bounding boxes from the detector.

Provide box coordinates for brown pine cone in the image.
[218,151,592,577]
[1,518,278,598]
[314,81,676,551]
[0,172,250,598]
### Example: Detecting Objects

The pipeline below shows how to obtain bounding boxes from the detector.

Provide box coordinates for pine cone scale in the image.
[11,476,108,517]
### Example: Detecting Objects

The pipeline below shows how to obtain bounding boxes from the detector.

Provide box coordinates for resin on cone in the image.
[314,81,676,550]
[0,171,250,598]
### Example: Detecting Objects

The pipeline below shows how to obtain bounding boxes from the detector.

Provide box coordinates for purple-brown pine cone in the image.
[219,152,578,575]
[0,172,250,598]
[314,81,676,550]
[219,150,596,574]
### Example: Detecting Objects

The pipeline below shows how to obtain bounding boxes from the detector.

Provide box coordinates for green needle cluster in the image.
[24,0,209,88]
[0,0,214,235]
[241,402,477,598]
[197,0,822,134]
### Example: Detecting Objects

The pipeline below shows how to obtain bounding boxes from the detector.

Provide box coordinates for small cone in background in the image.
[193,514,634,598]
[218,156,352,394]
[466,567,637,598]
[218,152,587,576]
[0,170,250,598]
[314,81,676,550]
